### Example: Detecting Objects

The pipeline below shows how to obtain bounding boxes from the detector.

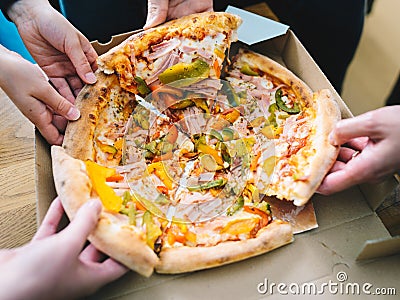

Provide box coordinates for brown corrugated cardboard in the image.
[35,9,400,299]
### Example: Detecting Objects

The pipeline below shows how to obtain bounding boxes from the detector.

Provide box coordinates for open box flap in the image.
[225,6,288,45]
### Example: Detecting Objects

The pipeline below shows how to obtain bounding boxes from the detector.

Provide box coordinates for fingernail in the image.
[85,72,97,84]
[67,107,80,120]
[84,199,102,213]
[144,16,156,29]
[328,132,337,146]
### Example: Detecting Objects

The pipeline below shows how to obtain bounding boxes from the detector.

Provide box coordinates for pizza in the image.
[51,12,340,277]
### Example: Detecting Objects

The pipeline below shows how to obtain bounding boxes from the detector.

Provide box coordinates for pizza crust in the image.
[156,220,293,274]
[62,72,118,160]
[51,146,159,277]
[290,89,340,206]
[97,12,242,74]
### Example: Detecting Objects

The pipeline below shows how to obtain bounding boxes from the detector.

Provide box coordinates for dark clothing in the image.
[59,0,365,93]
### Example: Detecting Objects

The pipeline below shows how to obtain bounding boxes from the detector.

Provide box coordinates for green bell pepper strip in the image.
[275,88,300,114]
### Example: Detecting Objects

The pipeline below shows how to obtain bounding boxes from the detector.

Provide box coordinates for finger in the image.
[89,258,129,287]
[34,108,65,145]
[80,244,107,263]
[317,158,370,195]
[327,161,346,174]
[33,198,64,241]
[65,34,97,85]
[80,34,98,70]
[338,147,359,163]
[34,83,80,121]
[329,110,386,146]
[344,137,369,151]
[50,77,75,103]
[52,114,68,133]
[67,76,84,97]
[64,199,102,255]
[144,0,169,29]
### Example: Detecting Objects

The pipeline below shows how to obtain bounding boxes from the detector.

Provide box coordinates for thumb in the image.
[144,0,169,29]
[65,199,102,254]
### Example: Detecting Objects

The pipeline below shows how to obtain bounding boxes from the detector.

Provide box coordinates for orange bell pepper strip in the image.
[250,152,261,172]
[213,60,221,79]
[243,206,271,227]
[105,173,124,182]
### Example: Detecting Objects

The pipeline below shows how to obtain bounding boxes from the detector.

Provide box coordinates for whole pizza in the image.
[51,12,340,276]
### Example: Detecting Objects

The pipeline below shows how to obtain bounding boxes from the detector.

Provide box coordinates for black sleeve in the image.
[0,0,20,22]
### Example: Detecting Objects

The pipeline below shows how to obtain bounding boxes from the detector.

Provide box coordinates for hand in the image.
[7,0,98,101]
[0,198,128,300]
[0,46,80,145]
[318,106,400,195]
[144,0,213,29]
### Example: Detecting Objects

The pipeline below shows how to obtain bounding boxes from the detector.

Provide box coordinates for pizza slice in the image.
[225,49,341,206]
[97,12,242,95]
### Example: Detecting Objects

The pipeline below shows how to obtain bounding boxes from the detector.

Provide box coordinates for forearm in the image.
[6,0,51,24]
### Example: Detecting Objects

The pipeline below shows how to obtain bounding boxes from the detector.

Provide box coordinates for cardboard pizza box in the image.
[35,6,400,299]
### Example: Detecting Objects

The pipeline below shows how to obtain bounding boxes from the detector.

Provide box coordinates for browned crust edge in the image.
[97,11,242,73]
[291,89,341,206]
[51,146,159,277]
[62,71,118,161]
[155,220,293,274]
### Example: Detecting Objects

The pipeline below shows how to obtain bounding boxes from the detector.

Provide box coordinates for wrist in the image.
[6,0,50,24]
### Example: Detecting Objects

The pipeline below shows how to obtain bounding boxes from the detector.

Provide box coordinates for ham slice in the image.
[145,38,181,60]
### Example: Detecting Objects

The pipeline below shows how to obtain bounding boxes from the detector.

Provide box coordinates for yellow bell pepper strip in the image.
[192,98,210,114]
[220,108,240,124]
[262,156,277,177]
[142,211,162,250]
[146,161,174,190]
[197,143,224,166]
[98,143,117,155]
[158,59,210,87]
[84,161,122,213]
[220,217,259,235]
